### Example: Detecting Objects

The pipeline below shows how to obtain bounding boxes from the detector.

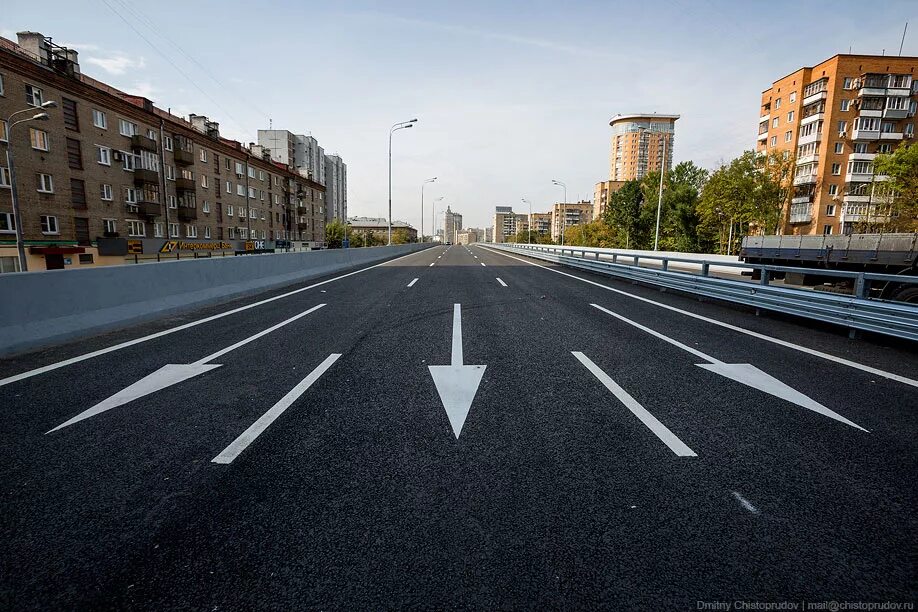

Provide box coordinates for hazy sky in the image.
[3,0,916,230]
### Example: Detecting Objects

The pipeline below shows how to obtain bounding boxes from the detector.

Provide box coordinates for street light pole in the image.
[388,118,418,245]
[421,177,437,242]
[551,179,566,245]
[653,134,667,251]
[521,198,532,244]
[3,101,57,272]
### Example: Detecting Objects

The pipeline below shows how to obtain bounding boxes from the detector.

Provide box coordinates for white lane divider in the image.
[480,262,486,267]
[496,278,508,287]
[591,303,867,432]
[429,262,435,267]
[732,491,760,514]
[407,278,419,287]
[47,304,328,433]
[212,353,341,464]
[572,351,696,457]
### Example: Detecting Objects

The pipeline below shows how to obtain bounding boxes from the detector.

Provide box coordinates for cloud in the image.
[84,53,146,75]
[130,81,156,99]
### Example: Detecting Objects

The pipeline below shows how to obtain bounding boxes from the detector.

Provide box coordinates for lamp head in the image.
[40,100,58,109]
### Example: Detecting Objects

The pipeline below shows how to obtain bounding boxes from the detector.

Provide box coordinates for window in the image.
[838,121,847,136]
[227,204,234,217]
[25,84,43,107]
[200,149,208,162]
[101,183,113,200]
[823,225,833,235]
[249,208,257,219]
[96,145,111,165]
[240,227,248,239]
[248,186,256,199]
[840,99,850,111]
[828,184,838,196]
[103,219,117,234]
[247,166,256,178]
[906,123,915,137]
[774,97,781,109]
[259,170,264,181]
[835,142,843,154]
[70,178,87,209]
[0,212,15,233]
[235,161,244,175]
[854,143,868,153]
[0,166,10,187]
[843,77,854,89]
[228,227,236,239]
[784,131,792,142]
[225,180,232,193]
[40,215,58,234]
[119,119,137,137]
[831,163,841,175]
[202,200,210,213]
[273,194,279,205]
[260,190,265,201]
[147,129,156,140]
[201,174,209,188]
[30,128,49,151]
[260,209,265,220]
[185,224,197,238]
[62,98,79,130]
[36,173,54,193]
[772,117,779,128]
[878,143,892,153]
[0,73,4,96]
[826,204,836,216]
[165,165,175,180]
[154,222,164,238]
[237,184,245,196]
[225,158,232,170]
[168,195,177,209]
[124,187,137,203]
[787,111,794,123]
[0,120,7,142]
[66,138,83,169]
[163,135,173,151]
[204,226,211,239]
[124,220,143,237]
[169,223,179,238]
[770,136,777,147]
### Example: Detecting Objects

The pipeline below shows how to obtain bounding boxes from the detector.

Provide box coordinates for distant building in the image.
[608,113,678,182]
[592,180,626,220]
[492,206,527,243]
[484,227,493,242]
[457,227,485,244]
[443,206,463,243]
[551,201,592,241]
[347,216,417,242]
[324,154,347,223]
[529,212,552,236]
[257,130,327,186]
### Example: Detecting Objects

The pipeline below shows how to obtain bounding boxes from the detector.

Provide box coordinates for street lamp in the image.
[388,118,418,245]
[3,100,57,272]
[551,179,566,245]
[421,177,437,242]
[521,198,532,244]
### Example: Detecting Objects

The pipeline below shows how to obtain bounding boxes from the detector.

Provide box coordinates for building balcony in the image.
[759,114,770,124]
[798,131,822,146]
[858,108,883,118]
[133,167,159,185]
[858,86,887,97]
[796,153,818,165]
[849,152,876,161]
[175,177,195,192]
[136,200,161,217]
[883,107,909,119]
[879,131,904,140]
[173,148,194,166]
[791,195,813,204]
[793,173,818,185]
[845,172,873,183]
[802,90,827,106]
[800,112,824,126]
[789,203,813,224]
[886,87,911,97]
[177,206,197,221]
[131,134,158,152]
[841,203,891,222]
[757,131,768,141]
[851,128,879,141]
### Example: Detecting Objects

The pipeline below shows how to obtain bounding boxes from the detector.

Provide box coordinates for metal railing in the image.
[488,243,918,341]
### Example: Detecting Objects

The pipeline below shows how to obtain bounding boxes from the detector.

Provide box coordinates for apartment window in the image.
[274,176,279,186]
[831,163,841,175]
[0,120,7,142]
[200,149,208,162]
[248,186,256,199]
[62,98,79,130]
[227,204,234,217]
[154,222,164,238]
[249,208,257,219]
[225,180,232,193]
[260,190,265,201]
[124,187,137,203]
[906,123,915,137]
[165,165,175,180]
[828,184,838,196]
[202,200,210,213]
[30,128,49,151]
[0,73,4,96]
[259,170,264,181]
[201,174,209,188]
[168,195,177,209]
[36,173,54,193]
[96,145,111,166]
[237,184,245,196]
[260,210,265,220]
[100,183,113,200]
[103,219,117,234]
[169,222,179,237]
[239,228,248,239]
[239,206,246,218]
[235,161,244,175]
[120,119,138,137]
[228,227,236,239]
[787,111,794,123]
[225,158,232,170]
[838,121,847,136]
[0,166,10,187]
[775,97,782,109]
[147,129,156,140]
[185,224,197,238]
[70,178,87,209]
[121,152,136,171]
[834,142,843,154]
[40,215,59,234]
[772,117,779,128]
[204,226,211,239]
[840,99,850,112]
[273,194,279,205]
[823,225,833,235]
[784,131,792,142]
[0,212,14,233]
[843,77,854,89]
[25,84,43,107]
[854,143,868,153]
[878,143,892,153]
[66,138,83,169]
[770,136,777,147]
[247,166,255,178]
[163,135,173,151]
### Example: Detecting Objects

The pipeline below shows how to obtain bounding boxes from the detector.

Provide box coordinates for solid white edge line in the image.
[0,248,435,388]
[212,353,341,464]
[407,278,419,287]
[572,351,696,457]
[480,245,918,389]
[496,278,508,287]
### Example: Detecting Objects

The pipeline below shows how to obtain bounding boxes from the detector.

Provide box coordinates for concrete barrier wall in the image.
[0,244,432,357]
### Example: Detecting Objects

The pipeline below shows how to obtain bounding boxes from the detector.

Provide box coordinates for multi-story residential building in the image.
[324,154,347,223]
[757,54,918,235]
[443,206,463,244]
[529,212,552,236]
[592,179,626,220]
[492,206,527,243]
[457,228,483,244]
[608,113,678,182]
[551,201,592,242]
[0,32,326,272]
[347,216,416,243]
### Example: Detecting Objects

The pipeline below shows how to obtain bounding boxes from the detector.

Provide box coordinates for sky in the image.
[3,0,917,231]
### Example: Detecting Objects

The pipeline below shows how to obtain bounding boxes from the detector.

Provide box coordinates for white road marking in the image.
[572,351,696,457]
[479,246,918,389]
[429,304,486,439]
[590,303,867,431]
[0,248,433,388]
[47,304,327,433]
[407,278,418,287]
[480,262,486,267]
[732,491,760,514]
[496,278,508,287]
[212,353,341,464]
[429,262,435,267]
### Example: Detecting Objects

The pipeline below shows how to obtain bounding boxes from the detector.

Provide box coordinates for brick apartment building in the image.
[756,54,918,236]
[0,32,326,272]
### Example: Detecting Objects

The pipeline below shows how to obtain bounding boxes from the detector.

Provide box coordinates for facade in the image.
[608,113,678,182]
[492,206,527,243]
[443,206,463,244]
[0,32,326,272]
[529,212,552,236]
[592,179,626,221]
[457,228,481,244]
[551,201,592,242]
[757,54,918,235]
[324,154,347,223]
[256,130,327,186]
[347,216,416,242]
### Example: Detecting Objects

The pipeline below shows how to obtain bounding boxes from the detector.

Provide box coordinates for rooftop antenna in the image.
[900,22,908,56]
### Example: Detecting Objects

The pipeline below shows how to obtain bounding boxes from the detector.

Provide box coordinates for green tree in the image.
[563,220,620,247]
[640,161,709,252]
[325,219,346,248]
[391,228,411,244]
[873,142,918,232]
[603,180,647,249]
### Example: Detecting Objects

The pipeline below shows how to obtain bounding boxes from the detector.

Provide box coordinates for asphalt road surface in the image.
[2,244,916,611]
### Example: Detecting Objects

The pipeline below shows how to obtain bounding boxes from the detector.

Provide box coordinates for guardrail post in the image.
[760,268,769,286]
[633,256,639,266]
[853,272,867,299]
[661,259,668,272]
[595,252,600,260]
[612,254,618,264]
[701,263,710,277]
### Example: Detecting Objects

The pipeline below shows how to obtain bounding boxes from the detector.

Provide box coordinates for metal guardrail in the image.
[488,243,918,341]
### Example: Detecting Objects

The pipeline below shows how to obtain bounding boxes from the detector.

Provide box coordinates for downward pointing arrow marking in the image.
[429,304,486,439]
[590,304,867,432]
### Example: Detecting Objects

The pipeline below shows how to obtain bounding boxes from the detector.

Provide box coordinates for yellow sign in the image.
[127,240,143,254]
[159,241,232,253]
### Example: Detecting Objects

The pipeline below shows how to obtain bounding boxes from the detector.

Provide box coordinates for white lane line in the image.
[480,262,486,267]
[479,246,918,389]
[429,262,435,267]
[496,278,508,287]
[572,351,696,457]
[407,278,419,287]
[212,353,341,464]
[451,303,463,365]
[732,491,760,514]
[0,248,434,388]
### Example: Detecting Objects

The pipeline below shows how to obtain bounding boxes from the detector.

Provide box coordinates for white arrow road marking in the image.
[212,353,341,464]
[590,304,867,432]
[407,278,419,287]
[47,304,327,433]
[428,304,486,439]
[572,352,696,457]
[496,278,508,287]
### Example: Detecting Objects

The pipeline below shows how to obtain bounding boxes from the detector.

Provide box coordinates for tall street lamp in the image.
[3,100,57,272]
[388,118,417,245]
[521,198,532,244]
[551,179,566,245]
[421,177,437,242]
